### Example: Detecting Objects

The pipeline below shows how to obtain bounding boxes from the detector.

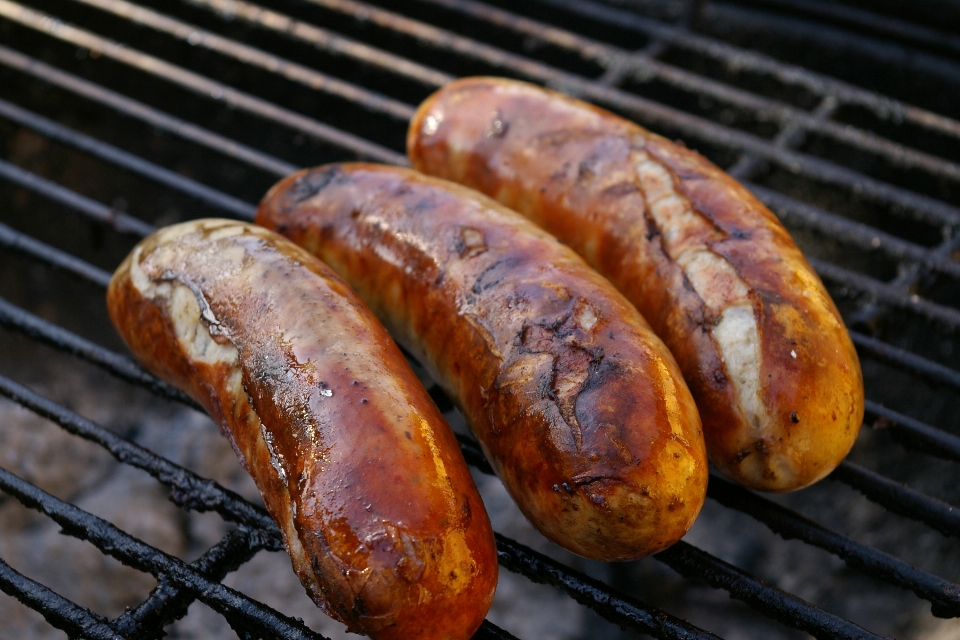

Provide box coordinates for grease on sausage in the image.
[407,77,864,492]
[107,219,497,640]
[256,165,708,561]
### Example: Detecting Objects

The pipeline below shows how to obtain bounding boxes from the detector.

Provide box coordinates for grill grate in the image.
[2,0,960,638]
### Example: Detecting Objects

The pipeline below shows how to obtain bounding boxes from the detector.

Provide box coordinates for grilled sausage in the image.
[106,219,497,640]
[256,164,707,561]
[408,77,864,492]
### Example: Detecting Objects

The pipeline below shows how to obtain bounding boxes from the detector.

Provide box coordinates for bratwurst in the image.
[408,77,864,492]
[107,219,497,640]
[257,164,707,561]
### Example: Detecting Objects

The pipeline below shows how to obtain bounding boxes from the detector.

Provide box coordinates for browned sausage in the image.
[407,77,864,492]
[256,164,707,561]
[106,219,497,640]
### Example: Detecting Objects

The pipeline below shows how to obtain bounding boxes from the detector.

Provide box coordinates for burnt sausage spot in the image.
[286,166,342,204]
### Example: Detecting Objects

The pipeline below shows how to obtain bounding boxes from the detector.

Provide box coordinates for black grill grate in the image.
[2,0,960,638]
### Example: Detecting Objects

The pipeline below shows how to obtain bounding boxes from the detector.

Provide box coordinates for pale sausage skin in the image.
[106,220,497,640]
[408,77,864,492]
[256,164,708,561]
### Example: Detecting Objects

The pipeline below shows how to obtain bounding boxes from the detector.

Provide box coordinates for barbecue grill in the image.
[2,0,960,638]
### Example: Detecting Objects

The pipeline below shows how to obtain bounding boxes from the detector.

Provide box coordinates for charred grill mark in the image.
[643,207,662,242]
[549,162,572,183]
[532,129,601,149]
[286,166,343,205]
[471,258,509,294]
[577,152,604,183]
[601,182,640,198]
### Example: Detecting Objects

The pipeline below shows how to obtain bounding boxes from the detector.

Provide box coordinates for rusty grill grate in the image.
[2,0,960,638]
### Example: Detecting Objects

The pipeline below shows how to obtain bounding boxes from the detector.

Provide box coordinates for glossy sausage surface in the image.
[257,164,708,561]
[107,219,497,640]
[408,77,864,492]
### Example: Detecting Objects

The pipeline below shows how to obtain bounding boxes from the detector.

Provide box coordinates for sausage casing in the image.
[256,164,708,561]
[106,219,497,640]
[408,77,864,492]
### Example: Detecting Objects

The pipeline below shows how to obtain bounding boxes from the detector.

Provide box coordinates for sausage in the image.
[256,164,708,561]
[407,77,864,492]
[106,219,497,640]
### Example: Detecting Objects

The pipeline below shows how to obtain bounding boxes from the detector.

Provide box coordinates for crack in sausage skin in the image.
[407,77,864,493]
[107,220,497,640]
[257,165,708,561]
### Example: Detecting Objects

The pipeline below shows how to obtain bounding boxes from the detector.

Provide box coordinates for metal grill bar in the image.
[1,229,955,637]
[0,45,298,177]
[0,366,724,638]
[492,534,723,640]
[831,461,960,540]
[183,0,454,88]
[295,0,960,229]
[3,50,959,341]
[10,108,960,337]
[736,0,960,57]
[4,263,937,640]
[530,0,960,139]
[7,1,960,294]
[8,48,951,286]
[414,0,960,183]
[748,182,960,280]
[0,373,279,532]
[864,400,960,463]
[0,295,195,406]
[0,97,258,219]
[0,466,326,640]
[0,221,113,287]
[720,77,948,332]
[0,1,406,165]
[0,158,154,236]
[851,331,960,392]
[0,558,125,640]
[704,2,960,88]
[655,542,883,640]
[72,0,416,122]
[109,526,268,638]
[8,272,960,563]
[708,476,960,617]
[808,257,960,330]
[2,2,960,636]
[473,621,522,640]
